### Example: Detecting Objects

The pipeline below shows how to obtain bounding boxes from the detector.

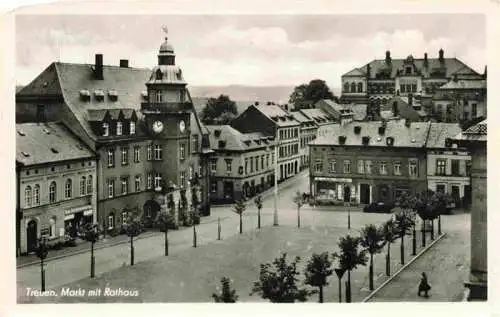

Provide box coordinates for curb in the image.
[362,232,447,302]
[16,216,231,269]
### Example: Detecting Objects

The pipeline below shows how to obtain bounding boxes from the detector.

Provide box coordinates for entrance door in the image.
[360,184,370,204]
[27,220,37,253]
[451,186,460,206]
[294,161,298,174]
[343,186,351,203]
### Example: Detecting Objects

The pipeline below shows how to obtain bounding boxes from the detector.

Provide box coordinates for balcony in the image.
[141,102,192,114]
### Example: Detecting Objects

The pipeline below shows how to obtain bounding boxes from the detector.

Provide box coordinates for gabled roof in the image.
[312,119,430,148]
[16,122,95,166]
[343,68,366,77]
[252,104,299,127]
[439,79,487,90]
[290,110,314,124]
[206,125,274,152]
[299,108,334,124]
[453,119,487,142]
[426,123,462,148]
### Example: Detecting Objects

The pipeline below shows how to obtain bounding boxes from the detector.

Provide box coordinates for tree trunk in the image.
[318,285,324,303]
[297,207,301,228]
[130,236,134,266]
[400,234,405,265]
[430,220,435,240]
[386,242,391,276]
[193,225,197,248]
[338,276,342,303]
[239,213,243,234]
[412,226,416,256]
[421,225,426,248]
[40,257,45,291]
[369,253,374,290]
[438,215,442,235]
[90,241,95,278]
[347,270,352,303]
[164,225,169,256]
[258,208,261,229]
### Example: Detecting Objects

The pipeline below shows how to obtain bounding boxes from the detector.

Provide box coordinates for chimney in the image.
[119,59,129,68]
[484,65,487,78]
[439,48,444,62]
[385,50,391,64]
[366,64,371,78]
[94,54,103,80]
[424,53,428,67]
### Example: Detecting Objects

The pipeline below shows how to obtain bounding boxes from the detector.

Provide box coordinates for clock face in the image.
[152,120,164,133]
[179,120,186,133]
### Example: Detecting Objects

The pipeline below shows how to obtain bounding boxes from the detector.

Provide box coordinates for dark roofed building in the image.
[16,122,97,255]
[381,96,429,122]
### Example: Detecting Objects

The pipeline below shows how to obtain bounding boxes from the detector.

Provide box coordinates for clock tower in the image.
[141,29,194,217]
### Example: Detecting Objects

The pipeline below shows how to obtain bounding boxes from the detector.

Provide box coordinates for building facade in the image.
[16,32,212,236]
[309,120,429,205]
[231,104,301,182]
[16,122,97,255]
[206,125,275,203]
[289,110,316,169]
[453,120,487,300]
[426,123,471,208]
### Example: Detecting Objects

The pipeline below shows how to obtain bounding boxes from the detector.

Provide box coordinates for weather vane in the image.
[162,26,169,39]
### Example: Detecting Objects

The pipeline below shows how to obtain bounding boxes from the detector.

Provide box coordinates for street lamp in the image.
[35,237,49,291]
[273,139,280,226]
[83,224,100,278]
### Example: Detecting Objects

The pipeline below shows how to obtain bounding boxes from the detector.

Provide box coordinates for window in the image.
[147,145,153,161]
[225,159,232,173]
[65,179,72,199]
[255,156,259,172]
[365,160,372,174]
[122,212,128,225]
[102,123,109,136]
[379,161,387,175]
[147,173,153,189]
[250,157,254,173]
[266,154,270,168]
[357,160,364,174]
[436,184,446,193]
[329,160,337,173]
[350,83,356,93]
[121,177,129,195]
[80,176,87,196]
[107,149,115,167]
[436,159,447,176]
[211,181,217,193]
[130,121,136,135]
[245,158,249,174]
[116,122,123,136]
[25,186,32,207]
[261,155,265,169]
[314,161,323,173]
[405,67,412,74]
[180,143,186,160]
[87,175,93,194]
[135,175,141,192]
[411,84,417,92]
[394,161,402,175]
[343,160,351,174]
[154,173,162,189]
[466,160,472,176]
[107,179,115,198]
[155,90,163,102]
[400,85,405,93]
[49,218,56,238]
[134,146,140,163]
[211,159,217,173]
[192,135,199,153]
[153,144,163,160]
[121,147,129,165]
[108,214,115,230]
[344,82,349,92]
[271,153,275,164]
[472,103,478,118]
[49,181,56,203]
[31,184,40,206]
[409,159,419,177]
[180,171,186,187]
[451,159,460,176]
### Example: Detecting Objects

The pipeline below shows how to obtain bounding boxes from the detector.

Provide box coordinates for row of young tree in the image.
[212,189,450,303]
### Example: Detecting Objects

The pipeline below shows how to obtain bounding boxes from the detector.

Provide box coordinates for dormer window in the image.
[176,69,182,80]
[130,121,136,135]
[116,122,122,136]
[141,91,148,101]
[156,69,163,80]
[108,90,118,101]
[405,67,412,75]
[94,90,104,101]
[79,89,91,101]
[102,122,109,136]
[155,91,163,103]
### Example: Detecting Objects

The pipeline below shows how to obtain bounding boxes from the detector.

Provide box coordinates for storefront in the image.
[64,205,94,237]
[312,177,356,203]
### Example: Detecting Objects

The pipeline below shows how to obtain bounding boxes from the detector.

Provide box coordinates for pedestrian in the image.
[418,272,431,297]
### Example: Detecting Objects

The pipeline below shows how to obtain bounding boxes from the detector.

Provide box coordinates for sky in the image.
[16,14,486,88]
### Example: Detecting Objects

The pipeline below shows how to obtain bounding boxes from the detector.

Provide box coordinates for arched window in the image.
[116,122,122,136]
[155,90,163,103]
[344,82,349,92]
[80,176,86,196]
[350,83,356,93]
[49,217,56,238]
[65,179,72,199]
[87,175,93,195]
[49,181,57,203]
[33,184,40,206]
[25,186,32,207]
[155,69,163,80]
[357,82,363,93]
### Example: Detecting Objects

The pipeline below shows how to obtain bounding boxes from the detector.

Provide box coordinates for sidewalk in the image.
[368,214,470,302]
[16,208,234,268]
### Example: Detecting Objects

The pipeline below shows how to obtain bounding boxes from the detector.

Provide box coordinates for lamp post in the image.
[36,237,49,291]
[273,139,279,226]
[347,202,351,230]
[412,212,417,256]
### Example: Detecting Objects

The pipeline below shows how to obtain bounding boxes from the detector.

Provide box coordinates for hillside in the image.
[188,85,294,104]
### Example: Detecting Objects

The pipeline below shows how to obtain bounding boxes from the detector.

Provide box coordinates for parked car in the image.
[363,202,394,213]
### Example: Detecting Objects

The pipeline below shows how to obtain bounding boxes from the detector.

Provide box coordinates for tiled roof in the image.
[18,62,155,141]
[299,108,334,124]
[290,110,314,124]
[426,123,462,148]
[343,56,480,79]
[312,119,431,148]
[86,108,137,121]
[16,122,95,166]
[453,119,487,142]
[252,105,299,127]
[206,125,274,151]
[317,99,352,115]
[349,104,367,121]
[343,68,367,77]
[439,79,487,90]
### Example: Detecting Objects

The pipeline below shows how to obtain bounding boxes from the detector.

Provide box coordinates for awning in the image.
[65,205,93,216]
[314,177,352,183]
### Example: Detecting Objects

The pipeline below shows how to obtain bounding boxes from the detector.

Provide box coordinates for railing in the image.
[141,102,192,113]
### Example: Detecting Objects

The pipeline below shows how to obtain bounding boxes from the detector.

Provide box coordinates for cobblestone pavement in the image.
[368,212,470,302]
